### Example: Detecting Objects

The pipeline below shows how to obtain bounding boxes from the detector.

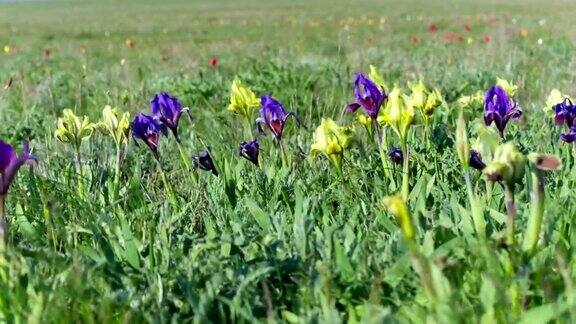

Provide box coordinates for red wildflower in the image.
[483,34,492,43]
[464,24,471,31]
[444,31,464,43]
[209,57,218,68]
[43,48,51,59]
[412,36,419,45]
[427,23,438,32]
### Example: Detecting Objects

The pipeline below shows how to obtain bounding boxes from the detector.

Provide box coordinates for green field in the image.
[2,0,576,322]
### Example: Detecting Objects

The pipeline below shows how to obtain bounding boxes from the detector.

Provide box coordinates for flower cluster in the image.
[546,89,576,143]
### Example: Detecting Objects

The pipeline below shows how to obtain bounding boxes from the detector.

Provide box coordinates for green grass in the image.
[2,0,576,322]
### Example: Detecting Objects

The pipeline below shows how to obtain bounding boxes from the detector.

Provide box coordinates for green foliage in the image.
[1,0,576,322]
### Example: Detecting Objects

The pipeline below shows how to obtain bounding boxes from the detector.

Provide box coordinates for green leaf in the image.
[244,198,271,233]
[519,303,569,324]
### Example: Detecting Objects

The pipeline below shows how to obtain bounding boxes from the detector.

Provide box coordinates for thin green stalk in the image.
[372,118,382,147]
[503,184,516,246]
[424,120,430,149]
[0,195,6,251]
[112,144,122,203]
[572,142,576,167]
[177,141,197,184]
[75,147,84,198]
[522,169,544,256]
[155,158,177,207]
[278,139,288,168]
[378,127,394,186]
[244,119,253,139]
[401,139,410,201]
[464,170,486,239]
[486,180,494,202]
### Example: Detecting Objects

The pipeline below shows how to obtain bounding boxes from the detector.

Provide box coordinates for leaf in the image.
[519,303,569,324]
[281,310,300,323]
[121,220,140,269]
[245,198,271,233]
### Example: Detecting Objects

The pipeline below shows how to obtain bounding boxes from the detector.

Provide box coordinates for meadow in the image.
[2,0,576,322]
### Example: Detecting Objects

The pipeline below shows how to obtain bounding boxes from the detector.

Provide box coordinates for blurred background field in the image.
[2,0,576,322]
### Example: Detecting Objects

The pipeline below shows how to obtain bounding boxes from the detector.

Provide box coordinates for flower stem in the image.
[503,184,516,246]
[0,195,6,251]
[572,142,576,167]
[372,118,382,147]
[401,139,410,201]
[155,158,176,206]
[278,139,288,168]
[177,142,197,184]
[75,147,85,198]
[464,170,486,239]
[522,169,545,257]
[112,145,122,203]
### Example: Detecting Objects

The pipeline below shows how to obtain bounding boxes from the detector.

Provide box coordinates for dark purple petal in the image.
[561,127,576,143]
[0,141,16,175]
[131,113,165,155]
[387,147,403,165]
[346,103,361,113]
[506,106,523,120]
[192,151,218,176]
[239,139,259,166]
[553,99,576,128]
[484,111,496,126]
[0,141,37,194]
[349,73,386,119]
[259,94,292,141]
[484,85,518,138]
[469,150,486,171]
[150,92,187,139]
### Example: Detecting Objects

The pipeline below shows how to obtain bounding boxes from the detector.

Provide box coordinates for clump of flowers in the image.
[55,109,96,155]
[378,87,415,200]
[99,106,131,201]
[310,118,354,176]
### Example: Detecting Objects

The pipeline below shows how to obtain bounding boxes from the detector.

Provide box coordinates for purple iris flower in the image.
[258,94,295,141]
[387,147,403,165]
[131,113,167,157]
[484,85,522,139]
[469,150,486,171]
[192,151,218,176]
[239,139,259,166]
[346,73,387,120]
[553,98,576,128]
[0,140,36,195]
[560,126,576,143]
[150,92,190,141]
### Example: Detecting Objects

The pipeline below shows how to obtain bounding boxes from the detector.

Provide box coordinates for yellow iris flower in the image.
[382,195,415,241]
[99,105,131,146]
[496,77,518,96]
[228,79,260,122]
[368,65,386,90]
[55,109,96,150]
[544,89,571,115]
[311,118,354,172]
[377,87,414,141]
